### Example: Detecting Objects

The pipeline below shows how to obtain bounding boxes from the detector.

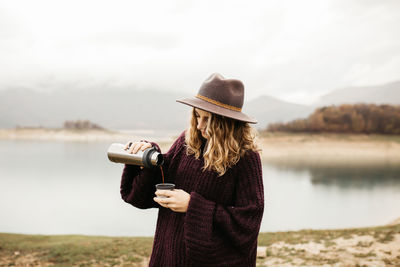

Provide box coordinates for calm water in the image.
[1,140,400,236]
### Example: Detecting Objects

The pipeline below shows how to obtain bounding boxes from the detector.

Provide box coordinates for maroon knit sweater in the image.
[120,131,264,266]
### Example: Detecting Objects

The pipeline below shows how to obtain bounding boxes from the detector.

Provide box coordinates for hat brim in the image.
[176,97,257,124]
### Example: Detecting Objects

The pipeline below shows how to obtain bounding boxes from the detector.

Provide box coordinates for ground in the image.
[257,224,400,266]
[1,223,400,266]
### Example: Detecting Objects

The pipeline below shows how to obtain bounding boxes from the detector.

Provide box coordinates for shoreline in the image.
[0,128,177,143]
[259,133,400,165]
[2,128,400,164]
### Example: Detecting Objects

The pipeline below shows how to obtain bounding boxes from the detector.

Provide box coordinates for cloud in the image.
[0,0,399,105]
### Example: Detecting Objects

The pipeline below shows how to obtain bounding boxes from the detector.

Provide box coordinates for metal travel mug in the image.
[107,143,164,168]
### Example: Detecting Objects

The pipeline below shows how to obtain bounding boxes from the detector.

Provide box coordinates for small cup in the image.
[155,183,175,198]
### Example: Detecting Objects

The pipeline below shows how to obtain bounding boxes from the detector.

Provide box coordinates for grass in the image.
[0,234,153,266]
[1,224,399,266]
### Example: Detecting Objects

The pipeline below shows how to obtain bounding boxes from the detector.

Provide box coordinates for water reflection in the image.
[265,160,400,189]
[1,140,400,235]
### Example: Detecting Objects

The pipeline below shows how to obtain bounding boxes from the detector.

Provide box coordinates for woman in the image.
[120,73,264,266]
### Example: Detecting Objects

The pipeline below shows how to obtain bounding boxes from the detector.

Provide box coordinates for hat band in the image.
[196,94,242,112]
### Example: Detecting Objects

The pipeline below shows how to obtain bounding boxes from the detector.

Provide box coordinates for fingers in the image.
[154,197,172,205]
[153,197,183,212]
[154,189,189,213]
[153,196,170,208]
[124,141,152,154]
[154,190,175,208]
[154,199,178,210]
[124,141,133,150]
[128,142,141,154]
[155,190,175,198]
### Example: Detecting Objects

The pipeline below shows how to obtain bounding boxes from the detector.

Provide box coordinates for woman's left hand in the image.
[154,189,190,213]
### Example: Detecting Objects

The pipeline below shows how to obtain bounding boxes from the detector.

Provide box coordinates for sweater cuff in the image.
[184,192,216,249]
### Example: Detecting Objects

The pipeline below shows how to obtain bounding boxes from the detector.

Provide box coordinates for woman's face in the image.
[194,108,210,139]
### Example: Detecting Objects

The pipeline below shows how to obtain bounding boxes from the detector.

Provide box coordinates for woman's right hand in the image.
[124,141,152,154]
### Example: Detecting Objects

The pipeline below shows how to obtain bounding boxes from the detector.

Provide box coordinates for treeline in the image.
[63,120,104,130]
[267,104,400,134]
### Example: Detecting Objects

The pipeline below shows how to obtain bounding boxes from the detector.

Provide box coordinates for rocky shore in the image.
[256,221,400,266]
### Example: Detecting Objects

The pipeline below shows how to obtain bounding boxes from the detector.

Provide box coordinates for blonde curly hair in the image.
[185,108,260,176]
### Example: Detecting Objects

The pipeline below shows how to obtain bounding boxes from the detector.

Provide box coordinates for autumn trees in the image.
[267,104,400,134]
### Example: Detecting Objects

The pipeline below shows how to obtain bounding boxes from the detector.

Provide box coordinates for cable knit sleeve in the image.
[120,131,186,209]
[184,150,264,265]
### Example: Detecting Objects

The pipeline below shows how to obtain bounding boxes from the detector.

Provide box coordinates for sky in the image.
[0,0,399,105]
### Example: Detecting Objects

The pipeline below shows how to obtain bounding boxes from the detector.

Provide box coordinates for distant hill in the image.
[3,80,397,131]
[315,80,400,106]
[0,88,313,131]
[0,88,190,131]
[244,95,314,129]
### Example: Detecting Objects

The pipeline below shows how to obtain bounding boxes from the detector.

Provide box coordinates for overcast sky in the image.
[1,0,399,104]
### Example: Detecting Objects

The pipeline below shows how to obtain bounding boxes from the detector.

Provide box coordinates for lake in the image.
[1,140,400,237]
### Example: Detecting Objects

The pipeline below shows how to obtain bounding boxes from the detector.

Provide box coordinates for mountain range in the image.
[0,80,398,131]
[315,80,400,106]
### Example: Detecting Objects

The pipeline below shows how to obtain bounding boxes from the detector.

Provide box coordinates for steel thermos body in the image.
[107,143,164,168]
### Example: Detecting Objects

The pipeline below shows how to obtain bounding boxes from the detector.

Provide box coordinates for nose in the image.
[197,118,206,131]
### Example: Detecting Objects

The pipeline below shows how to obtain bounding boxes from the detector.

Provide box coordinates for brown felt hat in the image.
[176,73,257,124]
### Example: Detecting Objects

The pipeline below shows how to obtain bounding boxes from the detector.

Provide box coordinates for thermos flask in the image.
[107,143,164,168]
